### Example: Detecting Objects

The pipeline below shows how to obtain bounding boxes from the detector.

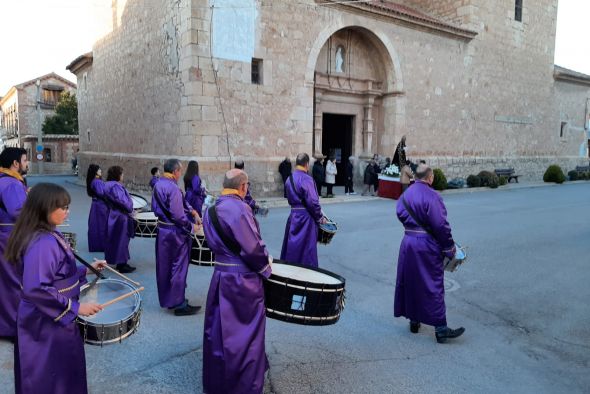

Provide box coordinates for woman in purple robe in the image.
[281,153,325,268]
[202,169,272,394]
[394,164,465,343]
[5,183,105,394]
[86,164,108,252]
[183,160,206,217]
[103,166,136,273]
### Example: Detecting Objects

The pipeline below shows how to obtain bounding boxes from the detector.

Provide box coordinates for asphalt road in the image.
[1,177,589,393]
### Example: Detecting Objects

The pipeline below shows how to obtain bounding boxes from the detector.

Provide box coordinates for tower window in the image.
[251,58,262,85]
[515,0,523,22]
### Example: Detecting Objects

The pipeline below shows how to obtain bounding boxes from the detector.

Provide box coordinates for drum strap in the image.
[208,205,242,256]
[400,196,435,238]
[289,174,308,210]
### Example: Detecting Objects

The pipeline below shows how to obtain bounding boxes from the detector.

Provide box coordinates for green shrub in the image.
[432,168,447,191]
[477,170,499,188]
[567,170,579,181]
[543,164,566,184]
[466,174,481,188]
[498,175,508,186]
[583,172,590,180]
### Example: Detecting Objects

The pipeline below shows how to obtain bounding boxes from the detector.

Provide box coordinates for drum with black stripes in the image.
[190,227,215,266]
[130,193,149,212]
[134,212,158,238]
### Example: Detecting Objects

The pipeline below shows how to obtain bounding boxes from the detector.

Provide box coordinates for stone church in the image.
[67,0,590,194]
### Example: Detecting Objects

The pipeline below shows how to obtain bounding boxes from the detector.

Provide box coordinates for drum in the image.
[190,228,215,266]
[318,219,337,245]
[134,211,158,238]
[130,193,148,212]
[62,232,77,251]
[77,279,142,346]
[444,243,467,272]
[264,260,346,326]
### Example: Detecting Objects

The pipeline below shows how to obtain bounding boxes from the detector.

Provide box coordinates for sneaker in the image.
[174,304,202,316]
[435,327,465,343]
[349,192,357,195]
[345,192,349,195]
[410,321,421,334]
[116,264,136,273]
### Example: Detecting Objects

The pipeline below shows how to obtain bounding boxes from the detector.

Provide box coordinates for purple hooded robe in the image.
[152,176,193,308]
[394,180,455,327]
[280,168,323,267]
[202,193,272,394]
[103,181,134,266]
[149,175,159,190]
[16,231,88,394]
[0,172,27,337]
[87,178,108,252]
[185,175,206,216]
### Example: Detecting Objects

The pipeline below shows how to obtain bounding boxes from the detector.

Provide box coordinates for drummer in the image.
[202,168,272,393]
[5,183,106,393]
[280,153,326,268]
[152,159,201,316]
[234,160,265,215]
[393,163,465,343]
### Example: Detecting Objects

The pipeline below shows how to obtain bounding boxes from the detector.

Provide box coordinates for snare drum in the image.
[444,243,467,272]
[190,228,216,266]
[130,193,148,212]
[318,219,337,245]
[264,261,346,326]
[62,232,77,251]
[77,279,142,346]
[134,211,158,238]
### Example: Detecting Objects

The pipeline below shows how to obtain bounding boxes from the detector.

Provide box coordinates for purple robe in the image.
[149,176,159,190]
[0,173,27,337]
[16,231,88,394]
[152,177,193,308]
[103,181,134,265]
[202,194,272,394]
[244,185,257,212]
[394,180,455,327]
[185,175,206,216]
[280,169,323,267]
[87,178,108,252]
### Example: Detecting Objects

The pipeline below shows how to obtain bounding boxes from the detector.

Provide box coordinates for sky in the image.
[0,0,589,95]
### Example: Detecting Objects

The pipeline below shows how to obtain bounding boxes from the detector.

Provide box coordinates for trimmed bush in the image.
[432,168,447,191]
[543,165,566,184]
[498,175,508,186]
[477,170,499,188]
[567,170,579,181]
[466,174,481,188]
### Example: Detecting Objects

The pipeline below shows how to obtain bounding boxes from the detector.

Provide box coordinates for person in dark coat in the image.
[312,156,325,197]
[362,159,376,196]
[278,157,292,198]
[372,154,381,193]
[345,156,356,195]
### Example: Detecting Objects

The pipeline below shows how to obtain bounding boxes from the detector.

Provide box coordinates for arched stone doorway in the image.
[311,26,402,185]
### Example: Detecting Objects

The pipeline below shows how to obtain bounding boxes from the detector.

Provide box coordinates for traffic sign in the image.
[36,145,43,152]
[36,153,43,161]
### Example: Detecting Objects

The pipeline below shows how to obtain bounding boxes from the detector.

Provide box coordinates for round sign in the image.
[36,153,44,161]
[36,145,43,152]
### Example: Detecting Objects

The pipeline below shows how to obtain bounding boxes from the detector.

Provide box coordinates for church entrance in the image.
[322,113,353,185]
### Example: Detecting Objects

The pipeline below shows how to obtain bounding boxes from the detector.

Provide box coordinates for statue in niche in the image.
[335,46,344,73]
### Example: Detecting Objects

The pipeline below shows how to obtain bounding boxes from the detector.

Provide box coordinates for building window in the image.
[43,148,52,162]
[41,89,61,108]
[251,58,262,85]
[515,0,523,22]
[560,121,567,139]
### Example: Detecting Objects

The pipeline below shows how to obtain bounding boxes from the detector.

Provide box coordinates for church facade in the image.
[67,0,590,194]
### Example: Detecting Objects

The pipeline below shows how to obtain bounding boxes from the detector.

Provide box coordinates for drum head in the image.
[319,222,337,232]
[271,260,345,288]
[136,211,158,221]
[79,279,141,325]
[130,194,148,210]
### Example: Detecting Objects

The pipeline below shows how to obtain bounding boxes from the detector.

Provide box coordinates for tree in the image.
[42,91,78,135]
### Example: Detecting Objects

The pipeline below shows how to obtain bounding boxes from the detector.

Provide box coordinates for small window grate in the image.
[515,0,523,22]
[251,58,262,85]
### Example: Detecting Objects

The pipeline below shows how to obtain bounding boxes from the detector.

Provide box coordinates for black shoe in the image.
[174,304,202,316]
[116,264,136,274]
[435,327,465,343]
[410,321,421,334]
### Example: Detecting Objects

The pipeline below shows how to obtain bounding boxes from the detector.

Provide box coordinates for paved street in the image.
[1,177,589,394]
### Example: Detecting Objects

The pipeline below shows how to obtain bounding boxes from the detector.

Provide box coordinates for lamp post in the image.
[36,79,43,174]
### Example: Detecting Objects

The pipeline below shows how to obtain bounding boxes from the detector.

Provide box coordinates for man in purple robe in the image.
[280,153,326,267]
[0,147,28,339]
[234,160,268,216]
[202,168,272,394]
[152,159,201,316]
[394,164,465,343]
[149,166,160,190]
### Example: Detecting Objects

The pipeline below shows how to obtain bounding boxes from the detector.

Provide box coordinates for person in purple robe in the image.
[152,159,201,316]
[183,160,206,217]
[86,164,108,252]
[202,168,272,394]
[0,147,28,339]
[5,183,106,394]
[103,166,136,273]
[234,160,267,216]
[394,164,465,343]
[149,166,160,190]
[280,153,326,268]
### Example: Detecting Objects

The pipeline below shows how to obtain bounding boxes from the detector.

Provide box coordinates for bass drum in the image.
[190,227,215,266]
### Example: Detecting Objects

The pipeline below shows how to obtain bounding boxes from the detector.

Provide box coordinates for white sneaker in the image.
[345,192,349,195]
[349,192,357,195]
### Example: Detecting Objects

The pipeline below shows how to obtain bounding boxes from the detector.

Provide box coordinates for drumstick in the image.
[102,264,141,286]
[100,287,144,308]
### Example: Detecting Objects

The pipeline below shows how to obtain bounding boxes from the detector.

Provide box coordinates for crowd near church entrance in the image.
[322,113,353,185]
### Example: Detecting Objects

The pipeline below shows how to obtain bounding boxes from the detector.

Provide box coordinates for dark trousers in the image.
[316,182,322,197]
[345,178,354,193]
[326,184,334,196]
